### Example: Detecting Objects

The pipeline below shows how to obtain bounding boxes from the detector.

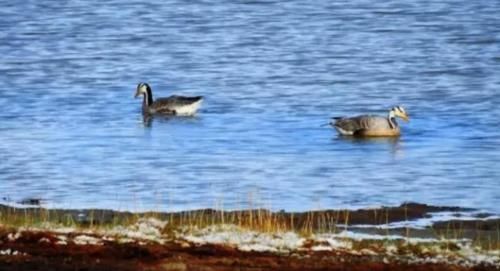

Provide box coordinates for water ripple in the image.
[0,0,499,212]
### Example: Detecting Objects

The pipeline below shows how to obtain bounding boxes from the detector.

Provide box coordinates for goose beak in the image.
[401,114,409,122]
[134,90,140,98]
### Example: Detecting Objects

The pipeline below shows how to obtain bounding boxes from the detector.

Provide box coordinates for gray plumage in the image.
[335,115,392,129]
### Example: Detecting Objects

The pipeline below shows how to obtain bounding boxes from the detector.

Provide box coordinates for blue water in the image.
[1,0,499,212]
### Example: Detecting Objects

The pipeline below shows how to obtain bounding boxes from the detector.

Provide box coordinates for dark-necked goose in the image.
[330,106,409,137]
[134,82,203,116]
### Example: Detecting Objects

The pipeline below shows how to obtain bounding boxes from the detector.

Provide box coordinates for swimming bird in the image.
[330,106,409,137]
[134,82,203,116]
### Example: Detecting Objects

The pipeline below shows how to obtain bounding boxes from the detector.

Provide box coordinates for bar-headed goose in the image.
[330,106,409,137]
[134,82,203,116]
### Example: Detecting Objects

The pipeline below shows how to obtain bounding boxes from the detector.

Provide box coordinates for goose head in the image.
[134,82,151,98]
[389,105,409,122]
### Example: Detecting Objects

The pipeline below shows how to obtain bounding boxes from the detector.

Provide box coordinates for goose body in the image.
[134,83,203,116]
[331,106,409,137]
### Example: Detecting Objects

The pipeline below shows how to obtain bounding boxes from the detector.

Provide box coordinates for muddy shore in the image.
[0,229,496,271]
[0,203,498,270]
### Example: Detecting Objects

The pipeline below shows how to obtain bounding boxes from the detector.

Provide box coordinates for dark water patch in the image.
[433,219,500,232]
[17,198,43,206]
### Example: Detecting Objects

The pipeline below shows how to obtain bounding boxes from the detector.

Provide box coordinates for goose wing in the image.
[151,95,204,114]
[333,115,390,135]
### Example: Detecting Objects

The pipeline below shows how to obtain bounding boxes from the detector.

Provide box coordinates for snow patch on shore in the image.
[107,217,168,244]
[313,234,353,249]
[7,232,21,241]
[14,217,169,245]
[182,225,304,253]
[3,220,498,267]
[456,246,500,267]
[179,225,499,267]
[0,249,25,256]
[74,235,103,245]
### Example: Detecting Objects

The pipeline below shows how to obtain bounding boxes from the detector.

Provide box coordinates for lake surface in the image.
[1,0,499,213]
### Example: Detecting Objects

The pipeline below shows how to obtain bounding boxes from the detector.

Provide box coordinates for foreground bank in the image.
[0,203,498,270]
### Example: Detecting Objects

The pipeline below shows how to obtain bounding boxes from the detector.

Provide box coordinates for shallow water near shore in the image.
[1,1,500,214]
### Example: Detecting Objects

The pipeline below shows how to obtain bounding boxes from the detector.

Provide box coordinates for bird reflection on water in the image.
[141,114,203,128]
[334,135,403,157]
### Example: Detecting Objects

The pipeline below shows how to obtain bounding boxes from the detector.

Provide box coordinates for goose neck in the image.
[143,88,153,107]
[388,111,398,129]
[389,117,398,129]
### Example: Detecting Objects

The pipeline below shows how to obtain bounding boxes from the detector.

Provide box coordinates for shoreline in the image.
[1,203,498,270]
[1,202,497,237]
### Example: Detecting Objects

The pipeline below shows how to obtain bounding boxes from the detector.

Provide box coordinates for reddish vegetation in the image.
[0,229,494,271]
